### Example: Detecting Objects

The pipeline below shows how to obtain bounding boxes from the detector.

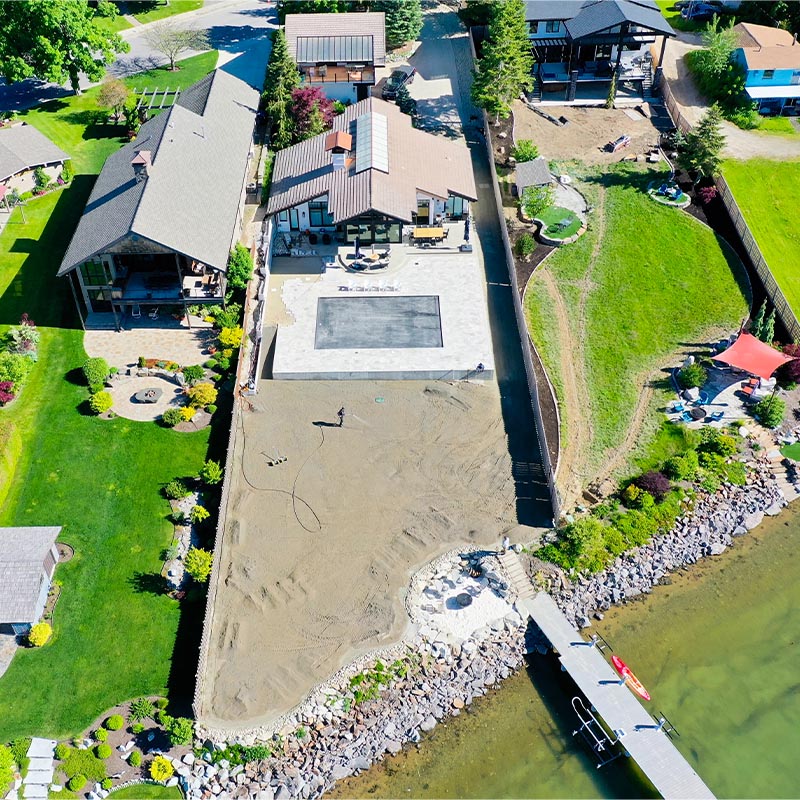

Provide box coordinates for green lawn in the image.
[655,0,705,32]
[755,116,797,136]
[723,159,800,317]
[537,206,582,239]
[129,0,204,24]
[109,783,183,799]
[0,51,220,742]
[525,163,750,476]
[19,52,218,176]
[95,13,133,33]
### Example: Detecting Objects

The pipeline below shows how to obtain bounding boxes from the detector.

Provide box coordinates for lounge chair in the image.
[696,391,710,405]
[671,401,685,413]
[709,411,724,422]
[681,411,694,423]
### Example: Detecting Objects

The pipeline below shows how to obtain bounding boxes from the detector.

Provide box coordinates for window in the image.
[763,69,775,80]
[80,260,109,287]
[308,199,334,227]
[545,21,560,33]
[792,70,800,85]
[278,210,289,222]
[528,21,539,34]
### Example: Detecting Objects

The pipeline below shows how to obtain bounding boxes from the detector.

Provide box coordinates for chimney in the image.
[324,130,352,172]
[793,32,797,46]
[131,150,152,182]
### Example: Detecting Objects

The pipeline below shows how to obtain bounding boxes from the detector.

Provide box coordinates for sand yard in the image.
[198,378,523,731]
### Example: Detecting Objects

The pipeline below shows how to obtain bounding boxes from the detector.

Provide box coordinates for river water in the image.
[330,509,800,799]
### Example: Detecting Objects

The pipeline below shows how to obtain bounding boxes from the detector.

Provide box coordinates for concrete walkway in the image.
[109,375,186,422]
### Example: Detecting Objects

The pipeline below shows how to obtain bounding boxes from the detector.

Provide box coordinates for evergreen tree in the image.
[677,103,726,179]
[262,30,300,149]
[395,84,417,117]
[761,309,776,344]
[373,0,423,49]
[750,300,767,339]
[471,0,533,122]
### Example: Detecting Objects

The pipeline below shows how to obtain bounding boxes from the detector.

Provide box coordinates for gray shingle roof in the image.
[0,527,61,624]
[515,157,552,193]
[0,124,68,183]
[565,0,673,39]
[285,13,386,66]
[58,70,258,277]
[266,97,477,225]
[525,1,587,22]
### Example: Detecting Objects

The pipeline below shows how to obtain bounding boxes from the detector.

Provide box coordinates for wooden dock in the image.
[518,590,715,799]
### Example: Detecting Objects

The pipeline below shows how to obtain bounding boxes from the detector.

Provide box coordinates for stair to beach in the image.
[498,551,536,601]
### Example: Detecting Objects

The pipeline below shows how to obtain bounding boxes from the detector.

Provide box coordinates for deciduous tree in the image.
[144,20,209,71]
[0,0,129,93]
[471,0,533,122]
[290,86,334,141]
[373,0,423,49]
[521,183,554,219]
[97,77,130,123]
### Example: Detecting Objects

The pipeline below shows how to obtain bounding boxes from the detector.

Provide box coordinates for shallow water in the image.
[330,510,800,799]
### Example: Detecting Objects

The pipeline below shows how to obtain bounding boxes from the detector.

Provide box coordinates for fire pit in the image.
[455,592,473,608]
[134,387,163,404]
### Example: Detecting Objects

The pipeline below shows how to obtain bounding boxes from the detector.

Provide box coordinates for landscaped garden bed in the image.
[646,180,691,209]
[534,205,585,244]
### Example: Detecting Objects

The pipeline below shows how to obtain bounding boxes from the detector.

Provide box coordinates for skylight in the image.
[354,112,388,174]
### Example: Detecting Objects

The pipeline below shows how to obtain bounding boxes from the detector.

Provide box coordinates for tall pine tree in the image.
[262,30,300,149]
[678,103,726,179]
[761,309,776,344]
[471,0,533,122]
[373,0,423,49]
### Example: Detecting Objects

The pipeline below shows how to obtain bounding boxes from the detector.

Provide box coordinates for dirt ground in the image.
[512,101,665,165]
[198,378,529,731]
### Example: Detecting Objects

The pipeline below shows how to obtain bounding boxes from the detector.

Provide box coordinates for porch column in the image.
[175,253,190,329]
[68,271,86,331]
[654,35,668,90]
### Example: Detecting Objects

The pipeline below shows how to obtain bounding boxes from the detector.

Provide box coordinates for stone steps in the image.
[498,552,535,601]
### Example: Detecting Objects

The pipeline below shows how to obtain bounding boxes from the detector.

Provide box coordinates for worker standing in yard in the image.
[337,407,346,427]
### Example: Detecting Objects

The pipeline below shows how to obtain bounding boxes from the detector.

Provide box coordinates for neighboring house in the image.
[515,156,552,196]
[733,22,800,115]
[0,527,61,631]
[58,71,258,330]
[525,0,674,103]
[284,12,386,103]
[266,97,477,244]
[0,123,68,195]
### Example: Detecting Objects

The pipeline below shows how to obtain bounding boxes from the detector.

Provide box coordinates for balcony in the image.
[110,272,223,303]
[299,65,376,85]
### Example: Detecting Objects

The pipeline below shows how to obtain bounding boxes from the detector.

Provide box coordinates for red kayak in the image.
[611,655,651,701]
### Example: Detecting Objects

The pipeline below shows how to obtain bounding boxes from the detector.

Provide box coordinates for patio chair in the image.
[681,411,694,423]
[131,304,141,319]
[148,307,159,320]
[671,401,685,413]
[696,391,710,405]
[709,411,724,422]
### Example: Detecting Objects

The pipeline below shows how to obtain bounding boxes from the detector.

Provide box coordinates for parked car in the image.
[680,2,724,20]
[382,66,416,100]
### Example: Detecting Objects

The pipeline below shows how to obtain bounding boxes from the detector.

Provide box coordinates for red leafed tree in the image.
[290,87,334,142]
[779,343,800,384]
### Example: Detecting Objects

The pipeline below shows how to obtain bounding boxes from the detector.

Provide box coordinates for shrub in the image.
[754,395,785,428]
[633,470,671,502]
[150,755,174,782]
[218,326,243,349]
[131,722,145,734]
[185,547,213,583]
[89,391,113,415]
[0,746,12,797]
[88,382,104,395]
[95,727,108,742]
[0,381,14,406]
[678,362,707,389]
[28,621,52,647]
[612,510,658,547]
[698,428,738,457]
[129,697,155,722]
[162,407,184,427]
[621,483,642,508]
[697,185,718,205]
[724,461,748,485]
[227,244,253,290]
[199,459,223,485]
[138,356,146,368]
[95,744,112,759]
[155,697,169,710]
[0,351,33,390]
[61,160,74,182]
[664,449,700,481]
[129,751,142,767]
[60,745,107,781]
[214,356,231,372]
[162,715,194,746]
[105,714,124,731]
[82,357,110,386]
[9,737,30,771]
[182,364,205,384]
[204,359,218,370]
[181,406,196,422]
[515,233,536,257]
[68,775,87,792]
[190,505,210,524]
[188,382,217,408]
[511,139,539,162]
[164,478,191,500]
[649,491,683,533]
[602,526,626,557]
[521,183,555,220]
[101,778,112,791]
[206,403,218,414]
[212,303,242,329]
[54,744,70,761]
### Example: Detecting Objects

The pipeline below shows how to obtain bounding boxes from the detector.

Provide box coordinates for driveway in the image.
[0,0,275,112]
[661,33,800,160]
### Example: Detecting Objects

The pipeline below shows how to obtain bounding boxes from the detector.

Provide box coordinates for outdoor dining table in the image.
[413,226,444,241]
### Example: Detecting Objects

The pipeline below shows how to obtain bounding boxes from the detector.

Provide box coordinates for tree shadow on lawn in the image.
[0,176,95,329]
[59,110,125,142]
[129,571,168,595]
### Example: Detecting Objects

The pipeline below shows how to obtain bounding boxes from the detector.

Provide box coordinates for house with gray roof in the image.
[0,123,68,197]
[0,527,61,628]
[525,0,674,104]
[267,96,476,244]
[515,157,552,196]
[58,70,258,330]
[284,12,386,103]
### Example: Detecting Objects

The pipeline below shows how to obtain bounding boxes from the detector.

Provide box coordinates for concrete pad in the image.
[108,375,186,422]
[24,769,54,786]
[26,739,56,758]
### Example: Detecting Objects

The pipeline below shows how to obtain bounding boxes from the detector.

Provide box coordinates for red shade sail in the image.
[711,332,795,381]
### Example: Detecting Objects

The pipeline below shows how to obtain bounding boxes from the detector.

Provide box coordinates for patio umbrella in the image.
[354,236,361,258]
[463,216,471,242]
[711,332,795,381]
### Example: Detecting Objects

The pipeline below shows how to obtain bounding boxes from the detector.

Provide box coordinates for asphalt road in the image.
[0,0,276,112]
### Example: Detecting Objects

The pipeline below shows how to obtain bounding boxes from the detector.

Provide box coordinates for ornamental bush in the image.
[218,326,243,349]
[678,362,707,389]
[129,751,142,768]
[184,547,213,583]
[161,407,183,428]
[82,357,110,387]
[162,715,194,746]
[511,139,539,162]
[188,382,217,408]
[164,479,191,500]
[754,395,785,428]
[206,403,218,415]
[131,722,144,734]
[226,244,253,291]
[150,755,174,782]
[698,428,738,457]
[190,505,210,524]
[95,728,108,742]
[89,391,113,415]
[514,233,536,257]
[54,744,70,761]
[633,470,671,502]
[182,364,205,384]
[212,303,242,330]
[664,450,700,481]
[28,621,52,647]
[101,778,112,790]
[0,381,14,406]
[181,406,195,422]
[0,351,33,390]
[199,459,223,485]
[68,775,87,792]
[129,697,155,722]
[95,744,112,759]
[155,697,169,710]
[105,714,124,731]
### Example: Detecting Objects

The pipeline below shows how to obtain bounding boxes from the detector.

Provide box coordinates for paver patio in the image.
[109,376,186,422]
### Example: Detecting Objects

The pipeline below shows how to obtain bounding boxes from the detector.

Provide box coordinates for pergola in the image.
[712,332,795,381]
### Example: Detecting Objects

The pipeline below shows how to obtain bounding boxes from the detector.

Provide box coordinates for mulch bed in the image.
[57,543,74,562]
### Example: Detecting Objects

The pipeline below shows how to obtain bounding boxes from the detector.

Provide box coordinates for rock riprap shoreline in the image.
[189,453,788,800]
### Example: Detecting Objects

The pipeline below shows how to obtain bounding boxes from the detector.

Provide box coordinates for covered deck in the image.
[299,65,376,85]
